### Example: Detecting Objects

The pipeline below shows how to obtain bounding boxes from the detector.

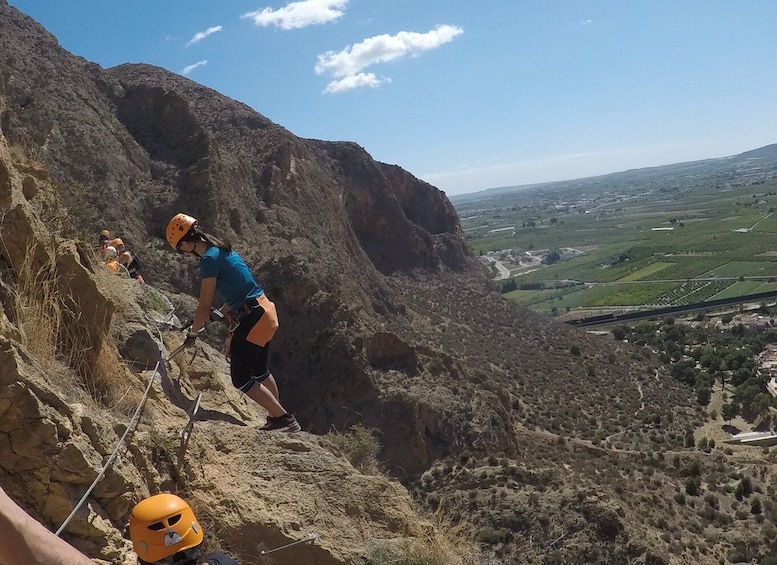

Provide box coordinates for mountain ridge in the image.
[454,142,777,201]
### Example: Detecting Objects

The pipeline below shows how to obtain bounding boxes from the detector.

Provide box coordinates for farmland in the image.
[451,144,777,318]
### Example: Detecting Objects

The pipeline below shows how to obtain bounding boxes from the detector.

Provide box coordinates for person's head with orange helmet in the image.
[129,494,202,565]
[165,213,198,251]
[165,213,223,257]
[110,237,125,253]
[129,493,238,565]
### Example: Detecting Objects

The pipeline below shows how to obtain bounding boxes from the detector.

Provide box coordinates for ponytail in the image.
[201,231,232,252]
[179,224,232,252]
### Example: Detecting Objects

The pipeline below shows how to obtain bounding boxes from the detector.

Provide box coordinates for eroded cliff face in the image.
[0,133,440,564]
[0,0,494,479]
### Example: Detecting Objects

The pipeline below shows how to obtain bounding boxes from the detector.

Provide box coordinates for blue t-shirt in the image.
[199,246,263,310]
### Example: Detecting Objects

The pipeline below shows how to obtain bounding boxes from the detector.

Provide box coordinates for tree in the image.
[685,476,701,496]
[696,386,711,406]
[753,392,772,418]
[735,476,753,500]
[544,251,561,264]
[611,326,627,341]
[500,278,517,293]
[721,402,738,424]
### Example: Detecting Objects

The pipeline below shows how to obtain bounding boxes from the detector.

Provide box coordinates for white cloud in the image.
[241,0,348,30]
[323,73,390,94]
[570,19,593,28]
[182,60,208,75]
[186,26,223,46]
[315,24,463,92]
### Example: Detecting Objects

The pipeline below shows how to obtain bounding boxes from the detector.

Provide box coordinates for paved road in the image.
[483,256,511,280]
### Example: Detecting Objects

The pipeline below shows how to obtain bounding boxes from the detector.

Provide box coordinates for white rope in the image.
[55,361,160,536]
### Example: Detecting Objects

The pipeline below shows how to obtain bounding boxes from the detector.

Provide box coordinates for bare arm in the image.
[0,487,96,565]
[191,277,217,335]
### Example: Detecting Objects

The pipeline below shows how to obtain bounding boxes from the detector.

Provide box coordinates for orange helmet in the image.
[129,494,203,563]
[166,213,197,250]
[110,238,124,247]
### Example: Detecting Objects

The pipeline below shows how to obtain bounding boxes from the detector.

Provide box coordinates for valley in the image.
[452,145,777,319]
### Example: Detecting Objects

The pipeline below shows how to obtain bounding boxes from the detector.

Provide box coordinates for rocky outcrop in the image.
[0,131,439,563]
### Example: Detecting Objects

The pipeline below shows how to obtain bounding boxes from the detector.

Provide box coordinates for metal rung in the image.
[260,533,319,555]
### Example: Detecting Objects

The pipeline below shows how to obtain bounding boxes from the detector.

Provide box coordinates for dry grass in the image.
[7,141,47,180]
[324,424,382,474]
[13,242,62,362]
[7,238,131,409]
[183,492,235,560]
[363,511,478,565]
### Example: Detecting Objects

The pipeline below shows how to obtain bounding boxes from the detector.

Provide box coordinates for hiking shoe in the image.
[260,414,301,433]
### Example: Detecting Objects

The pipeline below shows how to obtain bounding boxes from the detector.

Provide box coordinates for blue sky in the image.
[8,1,777,196]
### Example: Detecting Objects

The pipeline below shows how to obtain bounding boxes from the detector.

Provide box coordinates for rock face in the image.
[0,4,734,565]
[0,132,436,564]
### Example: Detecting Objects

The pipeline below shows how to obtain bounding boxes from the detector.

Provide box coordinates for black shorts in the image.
[230,308,271,392]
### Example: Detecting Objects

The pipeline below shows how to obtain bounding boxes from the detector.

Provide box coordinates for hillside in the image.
[453,143,777,202]
[2,2,777,564]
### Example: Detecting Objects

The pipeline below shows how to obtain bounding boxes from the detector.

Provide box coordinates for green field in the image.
[454,168,777,317]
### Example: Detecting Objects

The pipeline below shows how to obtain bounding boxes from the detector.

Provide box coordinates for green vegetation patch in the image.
[708,261,777,278]
[588,283,677,306]
[618,261,674,282]
[711,280,777,300]
[454,171,777,315]
[502,288,554,305]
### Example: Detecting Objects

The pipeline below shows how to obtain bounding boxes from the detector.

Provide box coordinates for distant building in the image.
[726,431,777,447]
[486,227,516,236]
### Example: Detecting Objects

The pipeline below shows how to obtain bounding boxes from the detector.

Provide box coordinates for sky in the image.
[7,1,777,196]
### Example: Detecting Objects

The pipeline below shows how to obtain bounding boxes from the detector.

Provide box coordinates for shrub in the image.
[475,527,510,544]
[363,531,474,565]
[324,425,381,474]
[364,540,461,565]
[735,476,754,501]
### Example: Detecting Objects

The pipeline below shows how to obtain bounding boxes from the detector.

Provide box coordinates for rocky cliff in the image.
[0,132,456,563]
